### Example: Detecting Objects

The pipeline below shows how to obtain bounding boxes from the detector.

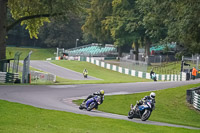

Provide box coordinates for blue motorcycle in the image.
[79,95,101,111]
[128,99,155,121]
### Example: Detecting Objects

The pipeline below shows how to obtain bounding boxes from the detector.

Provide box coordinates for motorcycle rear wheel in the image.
[79,106,83,110]
[141,110,151,121]
[87,102,96,111]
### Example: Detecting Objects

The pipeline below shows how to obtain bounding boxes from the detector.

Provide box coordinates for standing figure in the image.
[192,67,198,80]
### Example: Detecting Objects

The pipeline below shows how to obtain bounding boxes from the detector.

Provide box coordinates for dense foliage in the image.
[0,0,199,59]
[83,0,200,57]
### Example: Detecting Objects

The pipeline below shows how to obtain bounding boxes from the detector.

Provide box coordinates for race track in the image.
[30,60,100,80]
[0,80,200,130]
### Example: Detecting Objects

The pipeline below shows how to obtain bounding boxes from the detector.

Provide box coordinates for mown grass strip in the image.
[6,47,55,60]
[0,100,198,133]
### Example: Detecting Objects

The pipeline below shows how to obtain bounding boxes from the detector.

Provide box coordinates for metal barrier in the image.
[0,72,6,83]
[0,72,19,83]
[6,73,19,83]
[187,87,200,111]
[193,91,200,110]
[22,51,32,83]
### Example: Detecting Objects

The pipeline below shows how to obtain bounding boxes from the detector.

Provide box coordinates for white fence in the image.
[86,57,186,81]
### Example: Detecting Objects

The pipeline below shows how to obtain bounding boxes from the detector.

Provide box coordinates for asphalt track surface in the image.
[1,61,200,130]
[29,60,100,80]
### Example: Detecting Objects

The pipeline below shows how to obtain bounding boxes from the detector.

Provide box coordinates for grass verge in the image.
[0,100,199,133]
[51,60,151,84]
[74,83,200,128]
[6,47,55,60]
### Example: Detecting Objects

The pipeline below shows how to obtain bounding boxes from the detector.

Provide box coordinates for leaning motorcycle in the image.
[128,99,155,121]
[79,95,101,111]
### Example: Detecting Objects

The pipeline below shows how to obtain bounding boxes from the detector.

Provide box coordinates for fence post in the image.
[22,51,32,83]
[197,56,199,70]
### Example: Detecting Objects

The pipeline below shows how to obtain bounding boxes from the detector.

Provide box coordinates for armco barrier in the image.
[187,87,200,111]
[86,57,186,81]
[193,91,200,110]
[0,72,19,83]
[0,72,6,83]
[6,73,19,83]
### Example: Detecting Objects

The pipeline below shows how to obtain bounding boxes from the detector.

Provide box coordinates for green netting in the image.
[150,43,176,52]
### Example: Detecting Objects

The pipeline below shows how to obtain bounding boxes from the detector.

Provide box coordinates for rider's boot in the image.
[133,105,137,111]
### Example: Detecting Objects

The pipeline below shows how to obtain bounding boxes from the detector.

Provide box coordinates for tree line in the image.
[82,0,200,58]
[0,0,199,60]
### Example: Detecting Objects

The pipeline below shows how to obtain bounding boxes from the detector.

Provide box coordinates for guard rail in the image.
[187,87,200,111]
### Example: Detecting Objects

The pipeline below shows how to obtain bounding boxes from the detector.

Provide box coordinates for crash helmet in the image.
[100,90,105,95]
[150,92,156,99]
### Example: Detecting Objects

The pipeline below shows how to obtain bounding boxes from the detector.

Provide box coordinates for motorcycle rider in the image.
[84,90,105,105]
[133,92,156,110]
[150,69,157,81]
[150,69,154,79]
[83,68,88,78]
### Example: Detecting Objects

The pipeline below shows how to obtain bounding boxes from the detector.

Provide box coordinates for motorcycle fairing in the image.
[86,98,95,108]
[138,102,151,111]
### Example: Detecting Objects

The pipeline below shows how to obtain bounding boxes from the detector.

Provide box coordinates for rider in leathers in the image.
[84,90,104,106]
[83,68,88,78]
[133,92,156,110]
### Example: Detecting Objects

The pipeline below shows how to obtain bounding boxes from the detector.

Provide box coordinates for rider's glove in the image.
[139,100,143,105]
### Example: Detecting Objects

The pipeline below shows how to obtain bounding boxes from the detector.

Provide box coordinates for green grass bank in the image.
[51,60,151,84]
[0,100,199,133]
[6,46,55,60]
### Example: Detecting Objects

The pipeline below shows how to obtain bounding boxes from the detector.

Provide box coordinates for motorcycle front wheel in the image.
[79,106,84,110]
[141,109,151,121]
[79,103,85,110]
[128,110,134,119]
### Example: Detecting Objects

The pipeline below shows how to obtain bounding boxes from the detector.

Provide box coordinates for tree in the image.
[0,0,86,59]
[137,0,200,54]
[102,0,146,59]
[136,0,168,57]
[39,16,83,49]
[165,0,200,54]
[82,0,113,44]
[0,0,7,59]
[7,24,37,47]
